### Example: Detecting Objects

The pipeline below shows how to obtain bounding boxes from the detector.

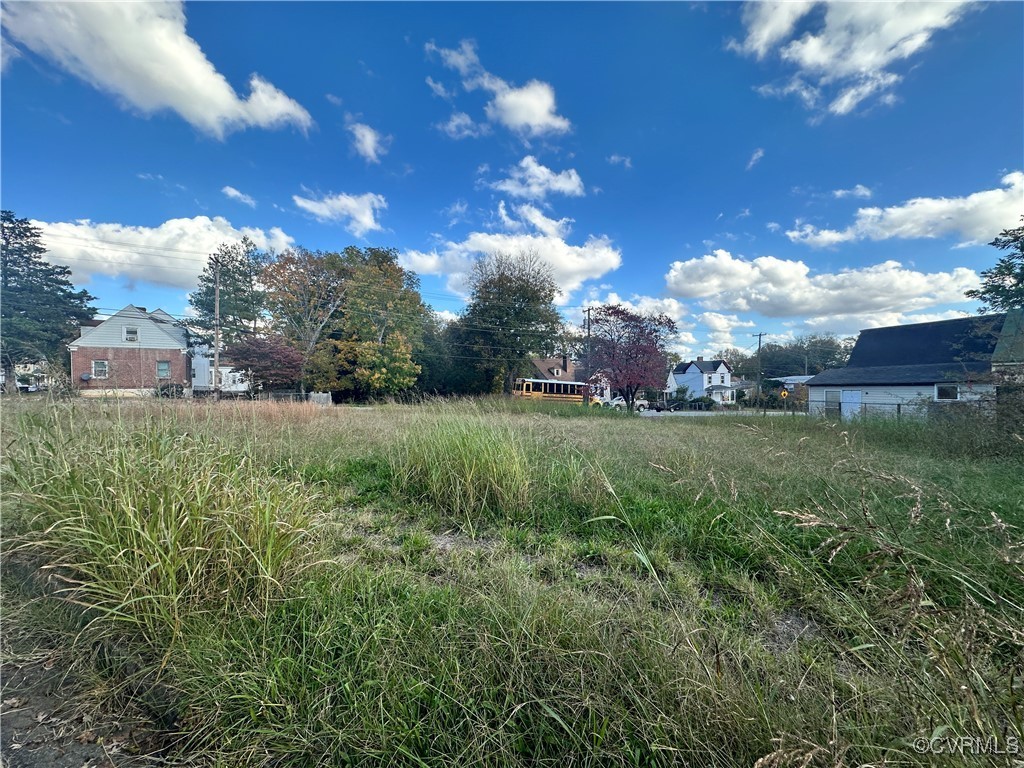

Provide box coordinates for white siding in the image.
[808,383,997,419]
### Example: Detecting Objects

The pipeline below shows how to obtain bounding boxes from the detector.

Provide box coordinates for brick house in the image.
[69,305,191,397]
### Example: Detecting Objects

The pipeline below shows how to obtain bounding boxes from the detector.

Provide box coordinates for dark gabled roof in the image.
[847,314,1005,367]
[806,362,992,387]
[805,312,1014,387]
[993,309,1024,365]
[672,359,731,374]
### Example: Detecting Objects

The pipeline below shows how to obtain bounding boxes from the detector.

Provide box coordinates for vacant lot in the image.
[2,399,1022,767]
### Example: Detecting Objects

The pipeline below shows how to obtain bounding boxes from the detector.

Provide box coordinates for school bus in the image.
[512,378,590,404]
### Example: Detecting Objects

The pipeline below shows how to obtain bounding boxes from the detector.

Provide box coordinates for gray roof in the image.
[806,362,991,387]
[673,359,731,374]
[806,311,1022,388]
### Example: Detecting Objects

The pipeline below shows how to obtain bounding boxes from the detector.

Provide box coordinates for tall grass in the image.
[384,405,611,532]
[2,400,1021,766]
[3,405,314,650]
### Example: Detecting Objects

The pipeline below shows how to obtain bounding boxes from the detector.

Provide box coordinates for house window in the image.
[824,390,840,418]
[936,383,959,401]
[92,360,108,379]
[156,360,171,379]
[707,375,713,385]
[719,374,725,384]
[123,326,139,342]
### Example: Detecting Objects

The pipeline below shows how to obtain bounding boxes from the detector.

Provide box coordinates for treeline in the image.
[192,243,613,399]
[714,335,855,380]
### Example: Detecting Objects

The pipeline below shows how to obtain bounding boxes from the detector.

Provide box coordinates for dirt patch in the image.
[763,609,819,653]
[0,658,164,768]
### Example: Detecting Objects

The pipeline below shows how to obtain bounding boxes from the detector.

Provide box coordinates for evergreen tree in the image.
[188,237,269,345]
[0,210,95,384]
[966,220,1024,312]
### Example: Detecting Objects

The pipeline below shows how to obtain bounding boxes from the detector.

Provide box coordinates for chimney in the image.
[697,356,704,362]
[561,353,568,374]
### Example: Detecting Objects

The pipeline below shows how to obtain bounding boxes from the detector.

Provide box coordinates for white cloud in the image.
[608,154,633,169]
[325,93,343,107]
[585,292,691,325]
[833,184,872,199]
[426,39,571,138]
[401,204,620,305]
[34,215,293,290]
[746,148,765,170]
[798,308,972,336]
[731,1,973,116]
[490,156,585,201]
[346,118,390,164]
[293,191,387,237]
[425,76,453,100]
[766,221,781,232]
[1,36,20,72]
[484,80,571,137]
[1,1,312,139]
[443,199,469,228]
[665,248,978,320]
[221,186,256,208]
[437,111,490,139]
[434,309,460,324]
[515,204,573,239]
[697,312,756,349]
[787,171,1024,247]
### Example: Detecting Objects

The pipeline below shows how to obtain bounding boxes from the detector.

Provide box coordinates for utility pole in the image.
[213,256,221,401]
[583,307,592,403]
[752,332,765,403]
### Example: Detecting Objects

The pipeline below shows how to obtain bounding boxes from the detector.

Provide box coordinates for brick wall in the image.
[72,347,190,392]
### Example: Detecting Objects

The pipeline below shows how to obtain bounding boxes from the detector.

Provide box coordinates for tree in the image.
[188,237,269,345]
[590,304,677,411]
[307,335,420,399]
[966,220,1024,312]
[306,247,426,399]
[458,251,562,393]
[224,335,304,393]
[262,247,354,384]
[0,210,95,385]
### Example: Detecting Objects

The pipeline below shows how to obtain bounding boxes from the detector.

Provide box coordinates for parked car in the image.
[649,399,688,412]
[606,396,648,412]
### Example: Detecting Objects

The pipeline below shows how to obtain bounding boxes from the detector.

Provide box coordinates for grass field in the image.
[2,398,1022,766]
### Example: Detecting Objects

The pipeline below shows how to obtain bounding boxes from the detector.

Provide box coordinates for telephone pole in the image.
[752,332,765,402]
[583,307,593,403]
[213,256,221,401]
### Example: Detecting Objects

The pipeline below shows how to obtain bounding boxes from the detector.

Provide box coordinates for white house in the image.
[805,311,1023,420]
[666,357,736,404]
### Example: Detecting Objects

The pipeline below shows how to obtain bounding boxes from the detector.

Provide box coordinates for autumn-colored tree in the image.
[307,335,419,399]
[301,247,427,399]
[262,248,354,385]
[590,304,677,411]
[224,335,304,393]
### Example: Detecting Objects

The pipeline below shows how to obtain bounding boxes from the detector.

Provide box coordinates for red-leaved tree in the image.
[590,305,676,411]
[224,335,305,393]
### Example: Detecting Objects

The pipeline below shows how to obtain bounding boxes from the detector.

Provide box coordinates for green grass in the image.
[2,398,1022,766]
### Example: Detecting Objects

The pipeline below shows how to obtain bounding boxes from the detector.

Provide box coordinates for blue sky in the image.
[2,1,1022,359]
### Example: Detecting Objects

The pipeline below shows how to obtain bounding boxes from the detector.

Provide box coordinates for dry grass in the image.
[2,398,1021,767]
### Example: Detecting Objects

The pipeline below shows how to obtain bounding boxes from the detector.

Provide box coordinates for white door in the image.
[840,390,862,420]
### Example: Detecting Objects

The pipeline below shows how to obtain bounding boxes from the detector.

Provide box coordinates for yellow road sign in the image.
[780,389,789,399]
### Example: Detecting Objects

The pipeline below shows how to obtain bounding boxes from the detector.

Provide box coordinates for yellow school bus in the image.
[512,378,589,404]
